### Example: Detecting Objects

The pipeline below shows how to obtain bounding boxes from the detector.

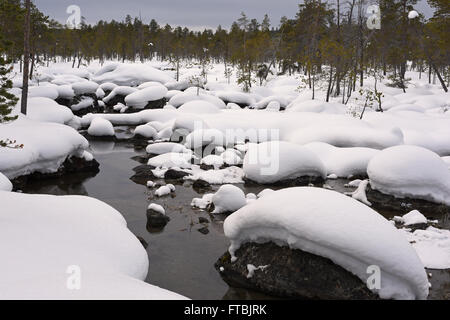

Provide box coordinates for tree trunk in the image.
[21,0,31,115]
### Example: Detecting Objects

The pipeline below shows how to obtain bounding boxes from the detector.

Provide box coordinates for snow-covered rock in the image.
[243,141,326,184]
[168,92,226,109]
[88,118,115,137]
[185,129,225,150]
[146,142,190,155]
[28,86,59,100]
[125,85,168,109]
[0,118,89,179]
[147,153,192,169]
[16,97,74,125]
[224,187,429,300]
[103,86,138,104]
[367,145,450,205]
[93,63,173,86]
[178,101,221,114]
[134,124,157,139]
[212,184,247,214]
[394,210,428,226]
[0,191,186,299]
[71,81,99,95]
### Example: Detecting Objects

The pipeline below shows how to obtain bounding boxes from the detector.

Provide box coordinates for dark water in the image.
[20,139,449,300]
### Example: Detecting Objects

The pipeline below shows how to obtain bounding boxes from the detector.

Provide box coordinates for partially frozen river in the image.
[20,137,450,300]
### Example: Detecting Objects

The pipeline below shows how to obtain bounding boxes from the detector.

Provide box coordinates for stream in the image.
[19,133,450,300]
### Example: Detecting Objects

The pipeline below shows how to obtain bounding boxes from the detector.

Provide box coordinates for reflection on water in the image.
[19,141,450,300]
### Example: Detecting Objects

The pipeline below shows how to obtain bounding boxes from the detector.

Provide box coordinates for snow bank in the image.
[367,145,450,205]
[0,118,89,179]
[178,101,221,114]
[224,187,429,300]
[72,81,99,95]
[88,118,115,137]
[125,85,168,109]
[28,86,59,100]
[14,97,74,125]
[0,191,186,299]
[212,184,247,214]
[243,141,326,184]
[304,142,379,177]
[93,63,173,86]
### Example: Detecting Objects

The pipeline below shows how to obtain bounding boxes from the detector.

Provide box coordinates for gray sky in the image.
[34,0,434,30]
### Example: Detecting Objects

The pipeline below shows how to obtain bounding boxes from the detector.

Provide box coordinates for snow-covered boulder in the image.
[134,124,157,139]
[71,81,99,95]
[243,141,326,184]
[286,100,347,114]
[0,191,186,299]
[18,97,74,125]
[178,101,221,114]
[185,129,225,150]
[212,184,247,214]
[168,92,226,109]
[304,142,379,178]
[0,118,89,179]
[93,63,173,86]
[147,152,192,169]
[367,145,450,205]
[146,142,190,155]
[0,173,12,192]
[103,86,138,105]
[28,86,59,100]
[88,118,115,137]
[224,187,429,300]
[214,91,256,106]
[125,85,168,109]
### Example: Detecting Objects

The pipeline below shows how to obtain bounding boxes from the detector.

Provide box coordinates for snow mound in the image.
[214,91,256,106]
[178,101,221,114]
[185,129,225,150]
[0,118,89,179]
[367,145,450,205]
[103,86,138,104]
[304,142,379,177]
[147,153,192,169]
[125,85,168,109]
[243,141,326,184]
[212,184,247,214]
[28,86,59,100]
[15,97,74,125]
[168,92,226,109]
[287,100,347,114]
[0,191,186,299]
[0,173,12,192]
[88,118,115,137]
[224,187,429,300]
[394,210,427,226]
[134,124,157,139]
[71,81,99,95]
[146,142,190,155]
[93,63,173,86]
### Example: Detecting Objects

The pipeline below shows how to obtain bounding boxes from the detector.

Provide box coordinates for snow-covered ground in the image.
[2,59,449,300]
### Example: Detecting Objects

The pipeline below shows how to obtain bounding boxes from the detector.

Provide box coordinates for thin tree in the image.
[20,0,31,115]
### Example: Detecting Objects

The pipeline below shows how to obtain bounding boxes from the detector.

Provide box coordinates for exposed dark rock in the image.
[243,175,325,188]
[199,217,209,224]
[11,156,100,190]
[193,179,212,192]
[146,208,170,229]
[131,155,150,164]
[198,227,210,235]
[130,165,157,185]
[200,164,215,171]
[215,242,378,300]
[136,236,149,249]
[164,169,189,181]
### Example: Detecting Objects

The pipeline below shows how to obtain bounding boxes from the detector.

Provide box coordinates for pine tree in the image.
[0,37,18,123]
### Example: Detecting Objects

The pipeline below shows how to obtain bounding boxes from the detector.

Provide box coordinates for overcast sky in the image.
[33,0,433,30]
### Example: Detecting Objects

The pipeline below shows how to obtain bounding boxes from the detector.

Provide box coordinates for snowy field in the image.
[1,59,449,300]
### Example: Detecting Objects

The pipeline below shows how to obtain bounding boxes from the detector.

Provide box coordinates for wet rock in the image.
[11,156,100,189]
[146,208,170,229]
[200,164,215,171]
[198,227,210,235]
[164,169,189,181]
[215,242,378,300]
[136,236,149,249]
[193,179,212,192]
[199,217,209,224]
[131,155,150,164]
[244,176,325,188]
[130,165,157,185]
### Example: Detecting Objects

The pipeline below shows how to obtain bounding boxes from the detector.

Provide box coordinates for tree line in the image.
[0,0,448,97]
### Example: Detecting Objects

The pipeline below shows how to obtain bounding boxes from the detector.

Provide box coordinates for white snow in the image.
[147,152,192,169]
[0,191,186,299]
[93,63,173,86]
[125,85,168,109]
[168,92,226,109]
[367,145,450,205]
[243,141,326,184]
[246,264,269,279]
[71,97,94,112]
[0,117,89,179]
[146,142,190,155]
[14,97,74,125]
[87,118,115,137]
[155,185,173,197]
[211,184,247,214]
[224,187,429,300]
[148,203,166,215]
[200,155,224,169]
[0,173,12,192]
[71,81,99,95]
[134,124,157,139]
[28,86,59,100]
[394,210,428,226]
[348,179,372,206]
[103,86,138,104]
[408,10,419,19]
[400,226,450,269]
[178,101,221,114]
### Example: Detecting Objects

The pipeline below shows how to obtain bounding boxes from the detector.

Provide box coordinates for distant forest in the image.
[0,0,448,95]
